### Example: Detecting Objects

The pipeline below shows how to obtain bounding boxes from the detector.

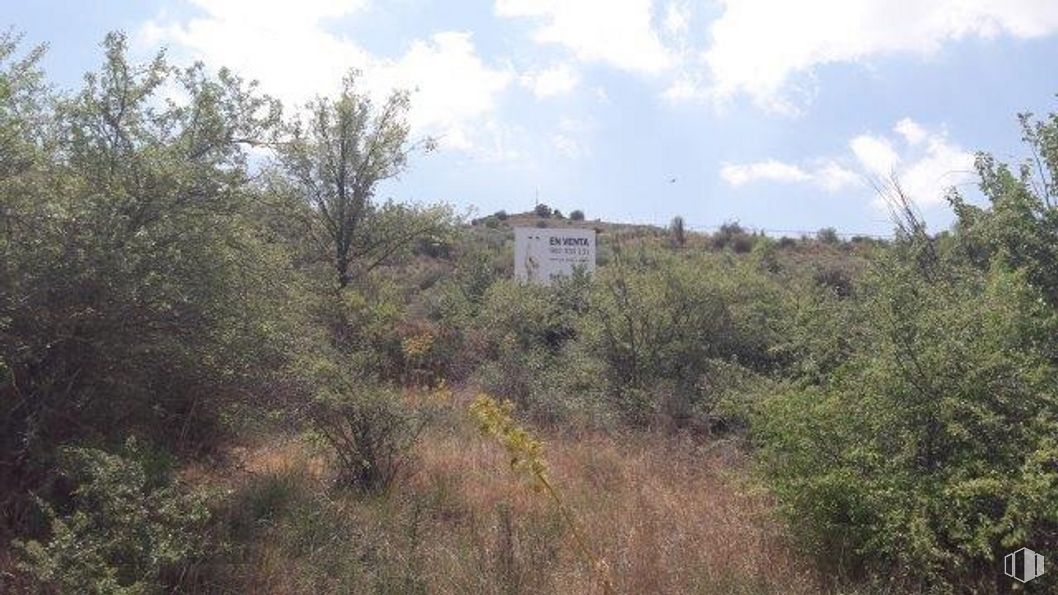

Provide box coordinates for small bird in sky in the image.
[668,177,677,183]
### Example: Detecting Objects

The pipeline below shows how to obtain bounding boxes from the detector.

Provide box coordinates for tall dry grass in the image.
[184,390,821,594]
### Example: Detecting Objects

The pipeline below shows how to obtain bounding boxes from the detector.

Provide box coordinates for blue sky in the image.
[8,0,1058,236]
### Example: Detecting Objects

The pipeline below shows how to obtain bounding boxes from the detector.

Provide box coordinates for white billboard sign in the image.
[514,227,596,285]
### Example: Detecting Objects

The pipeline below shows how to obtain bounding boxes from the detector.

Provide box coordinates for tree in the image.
[753,107,1058,588]
[670,215,686,247]
[815,227,839,244]
[1,32,298,531]
[534,203,552,218]
[0,31,46,183]
[570,209,585,221]
[277,74,442,288]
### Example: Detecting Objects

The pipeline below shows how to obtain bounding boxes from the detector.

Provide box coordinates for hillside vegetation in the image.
[1,33,1056,594]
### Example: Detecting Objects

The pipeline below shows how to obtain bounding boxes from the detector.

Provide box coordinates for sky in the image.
[7,0,1058,236]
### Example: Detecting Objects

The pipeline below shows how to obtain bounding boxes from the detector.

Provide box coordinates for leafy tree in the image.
[670,215,686,247]
[816,227,839,244]
[570,209,585,221]
[0,31,46,183]
[753,107,1058,589]
[0,33,298,530]
[276,73,444,288]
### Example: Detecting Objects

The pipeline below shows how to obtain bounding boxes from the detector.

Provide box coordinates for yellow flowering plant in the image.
[470,394,613,594]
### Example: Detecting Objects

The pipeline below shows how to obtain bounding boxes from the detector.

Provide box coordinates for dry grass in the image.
[189,388,821,594]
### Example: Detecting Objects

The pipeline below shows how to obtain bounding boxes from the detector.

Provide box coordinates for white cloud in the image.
[495,0,673,74]
[370,32,514,149]
[721,159,859,192]
[139,1,513,154]
[520,63,580,98]
[698,0,1058,111]
[815,161,862,192]
[662,73,707,103]
[720,118,976,207]
[720,160,813,186]
[552,133,586,158]
[551,116,594,158]
[138,0,369,101]
[664,2,691,37]
[894,117,927,145]
[894,133,976,207]
[850,134,900,177]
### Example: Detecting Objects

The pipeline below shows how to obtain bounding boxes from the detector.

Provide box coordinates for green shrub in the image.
[16,441,209,594]
[670,215,687,247]
[816,227,840,244]
[0,33,302,527]
[585,251,746,422]
[754,254,1058,590]
[467,274,620,423]
[308,383,426,492]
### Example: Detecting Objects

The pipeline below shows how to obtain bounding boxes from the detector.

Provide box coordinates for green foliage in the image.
[308,380,427,492]
[753,109,1058,588]
[16,441,209,594]
[584,249,784,423]
[0,30,46,182]
[756,261,1058,589]
[670,215,687,247]
[8,26,1058,595]
[816,227,840,244]
[713,222,755,253]
[473,279,583,416]
[275,72,448,288]
[0,33,303,530]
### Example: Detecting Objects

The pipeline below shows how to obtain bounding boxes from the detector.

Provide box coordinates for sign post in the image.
[514,227,596,286]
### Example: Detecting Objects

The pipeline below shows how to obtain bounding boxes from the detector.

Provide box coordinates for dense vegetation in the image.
[1,32,1056,594]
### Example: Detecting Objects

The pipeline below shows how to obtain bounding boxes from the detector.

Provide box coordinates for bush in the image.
[534,203,552,218]
[712,222,755,253]
[308,383,426,492]
[472,278,594,419]
[816,227,840,244]
[570,209,585,221]
[812,264,854,297]
[754,252,1058,589]
[586,251,747,423]
[16,441,209,593]
[494,209,509,221]
[0,34,302,530]
[670,215,687,247]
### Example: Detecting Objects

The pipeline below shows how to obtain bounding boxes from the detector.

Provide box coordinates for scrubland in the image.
[2,32,1056,594]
